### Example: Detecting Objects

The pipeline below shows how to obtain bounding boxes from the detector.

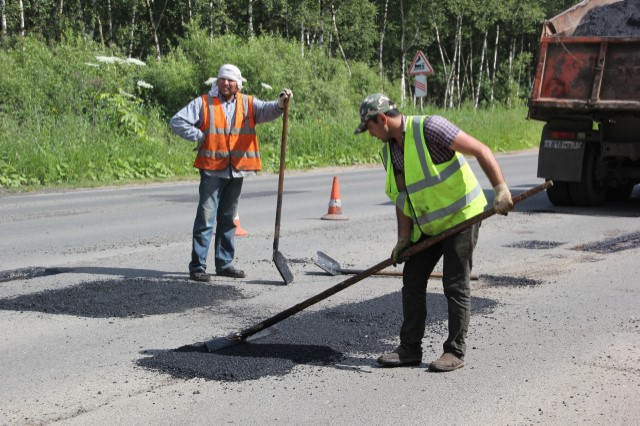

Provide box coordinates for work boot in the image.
[428,353,465,372]
[189,271,212,282]
[376,347,422,367]
[216,266,246,279]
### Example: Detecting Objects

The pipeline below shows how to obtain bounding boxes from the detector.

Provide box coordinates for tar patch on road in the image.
[572,231,640,254]
[505,240,565,249]
[481,274,542,287]
[0,267,69,283]
[137,292,498,382]
[0,278,243,317]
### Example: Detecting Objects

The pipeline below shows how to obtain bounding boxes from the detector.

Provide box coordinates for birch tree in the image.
[1,0,6,40]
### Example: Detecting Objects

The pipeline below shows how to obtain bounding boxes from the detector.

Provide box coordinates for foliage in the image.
[0,22,546,192]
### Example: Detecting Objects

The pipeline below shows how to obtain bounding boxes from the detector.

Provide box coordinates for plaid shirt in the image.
[390,115,460,175]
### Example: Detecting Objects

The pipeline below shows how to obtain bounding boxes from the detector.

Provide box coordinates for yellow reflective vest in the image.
[384,116,487,241]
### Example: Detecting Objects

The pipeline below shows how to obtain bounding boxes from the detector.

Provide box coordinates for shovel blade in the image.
[314,251,341,276]
[274,251,294,284]
[203,326,279,353]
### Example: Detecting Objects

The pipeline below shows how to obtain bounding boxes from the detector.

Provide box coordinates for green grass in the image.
[0,105,541,192]
[0,34,543,192]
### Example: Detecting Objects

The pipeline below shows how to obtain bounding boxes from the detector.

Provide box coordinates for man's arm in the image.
[450,130,505,187]
[450,130,513,214]
[392,173,413,265]
[169,96,205,143]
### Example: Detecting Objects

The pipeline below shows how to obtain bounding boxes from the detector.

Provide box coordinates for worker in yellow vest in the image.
[354,94,513,372]
[170,64,292,282]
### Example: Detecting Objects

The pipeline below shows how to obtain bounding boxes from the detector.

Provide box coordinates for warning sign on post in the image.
[408,50,434,76]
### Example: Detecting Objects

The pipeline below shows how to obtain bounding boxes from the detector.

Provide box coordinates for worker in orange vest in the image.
[170,64,292,282]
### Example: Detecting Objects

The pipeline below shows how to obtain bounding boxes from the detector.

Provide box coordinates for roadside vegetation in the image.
[0,30,542,192]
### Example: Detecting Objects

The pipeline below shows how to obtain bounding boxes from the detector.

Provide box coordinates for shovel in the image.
[273,99,294,284]
[314,251,479,280]
[203,181,552,352]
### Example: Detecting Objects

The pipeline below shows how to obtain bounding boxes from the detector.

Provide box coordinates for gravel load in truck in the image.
[573,0,640,36]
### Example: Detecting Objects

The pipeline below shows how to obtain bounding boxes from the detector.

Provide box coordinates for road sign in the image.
[408,50,434,75]
[414,74,427,97]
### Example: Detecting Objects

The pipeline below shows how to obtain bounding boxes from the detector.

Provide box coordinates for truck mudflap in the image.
[537,138,586,182]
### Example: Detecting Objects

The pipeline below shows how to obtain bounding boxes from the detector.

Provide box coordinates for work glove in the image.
[391,237,411,267]
[493,182,514,215]
[277,89,293,109]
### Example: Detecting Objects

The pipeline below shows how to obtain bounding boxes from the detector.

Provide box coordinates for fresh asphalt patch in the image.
[0,278,244,317]
[505,240,565,249]
[480,274,542,287]
[137,292,498,382]
[572,231,640,254]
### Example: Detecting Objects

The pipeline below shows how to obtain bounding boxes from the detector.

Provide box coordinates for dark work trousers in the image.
[399,222,480,359]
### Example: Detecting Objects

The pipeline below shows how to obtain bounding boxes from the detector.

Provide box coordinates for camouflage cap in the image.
[354,93,398,134]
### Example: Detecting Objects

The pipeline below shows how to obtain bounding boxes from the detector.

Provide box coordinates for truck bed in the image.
[528,0,640,121]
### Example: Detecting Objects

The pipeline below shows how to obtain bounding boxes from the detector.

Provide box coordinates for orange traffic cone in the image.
[321,176,349,220]
[234,213,249,237]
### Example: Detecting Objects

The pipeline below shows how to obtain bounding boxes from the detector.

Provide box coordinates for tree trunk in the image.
[1,0,7,40]
[18,0,25,36]
[107,0,113,46]
[434,24,450,108]
[128,2,136,57]
[300,22,304,57]
[248,0,254,38]
[490,24,499,107]
[331,4,351,76]
[399,0,406,106]
[378,0,388,79]
[454,16,462,108]
[57,0,64,39]
[209,1,213,40]
[96,13,105,47]
[187,0,192,22]
[145,0,161,60]
[473,31,488,109]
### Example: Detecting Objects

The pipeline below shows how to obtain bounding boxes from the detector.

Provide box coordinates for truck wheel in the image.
[568,147,607,206]
[546,180,573,206]
[607,183,635,201]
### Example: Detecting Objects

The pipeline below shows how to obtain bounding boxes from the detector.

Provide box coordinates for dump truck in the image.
[528,0,640,206]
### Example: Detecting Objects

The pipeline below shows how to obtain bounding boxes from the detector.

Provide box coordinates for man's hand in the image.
[493,182,513,215]
[391,237,411,266]
[278,89,293,109]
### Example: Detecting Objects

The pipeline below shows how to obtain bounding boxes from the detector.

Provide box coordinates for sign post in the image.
[408,50,434,110]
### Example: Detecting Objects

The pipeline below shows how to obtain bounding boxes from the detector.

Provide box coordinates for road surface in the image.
[1,151,639,425]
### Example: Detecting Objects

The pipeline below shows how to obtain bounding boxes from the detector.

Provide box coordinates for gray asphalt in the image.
[1,151,639,424]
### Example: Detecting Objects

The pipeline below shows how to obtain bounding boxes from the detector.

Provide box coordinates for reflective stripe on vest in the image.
[384,116,487,240]
[194,92,261,171]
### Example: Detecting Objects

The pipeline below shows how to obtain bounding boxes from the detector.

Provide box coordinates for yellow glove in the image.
[493,183,514,215]
[277,89,293,109]
[391,237,411,266]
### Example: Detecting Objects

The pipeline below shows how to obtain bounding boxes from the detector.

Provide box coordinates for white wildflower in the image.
[137,80,154,89]
[95,55,123,64]
[125,58,146,66]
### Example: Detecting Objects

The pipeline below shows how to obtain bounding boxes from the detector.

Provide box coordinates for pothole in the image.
[0,277,244,318]
[480,274,542,287]
[0,267,70,283]
[506,240,565,249]
[572,231,640,254]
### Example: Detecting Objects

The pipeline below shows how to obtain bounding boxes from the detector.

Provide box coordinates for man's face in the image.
[217,78,239,98]
[366,115,390,142]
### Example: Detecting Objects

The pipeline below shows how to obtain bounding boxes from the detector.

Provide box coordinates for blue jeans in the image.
[189,171,243,273]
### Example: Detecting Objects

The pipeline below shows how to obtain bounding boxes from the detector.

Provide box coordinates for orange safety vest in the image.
[194,92,261,171]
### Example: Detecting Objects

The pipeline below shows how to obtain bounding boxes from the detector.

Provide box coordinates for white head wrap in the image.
[217,64,245,89]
